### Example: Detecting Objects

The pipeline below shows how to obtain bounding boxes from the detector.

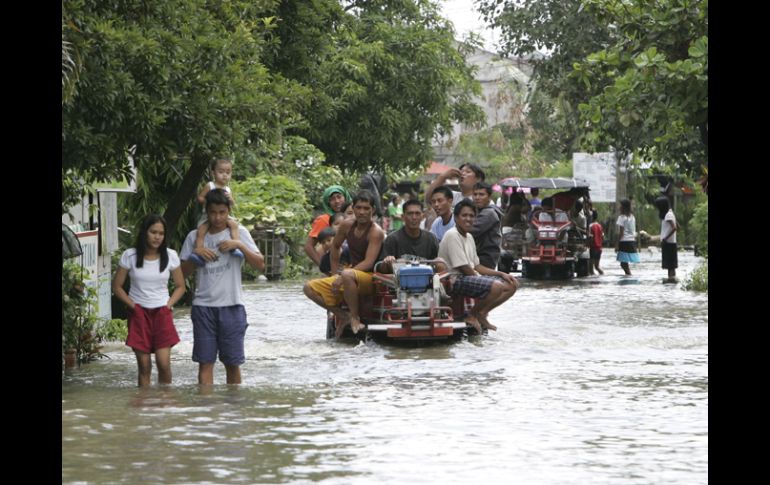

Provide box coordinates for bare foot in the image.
[597,268,604,275]
[334,320,349,339]
[476,312,497,331]
[465,315,482,333]
[350,317,365,334]
[332,310,351,339]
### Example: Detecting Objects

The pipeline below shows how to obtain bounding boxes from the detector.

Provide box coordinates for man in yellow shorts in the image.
[303,190,385,338]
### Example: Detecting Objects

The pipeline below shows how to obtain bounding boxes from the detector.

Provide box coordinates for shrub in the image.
[682,259,708,292]
[62,260,106,364]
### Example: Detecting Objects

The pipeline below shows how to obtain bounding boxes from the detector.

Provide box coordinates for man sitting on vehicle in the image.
[380,199,446,274]
[438,200,518,333]
[470,182,504,270]
[303,190,385,338]
[429,185,456,242]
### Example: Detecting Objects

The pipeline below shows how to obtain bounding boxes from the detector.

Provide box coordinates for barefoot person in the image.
[438,200,518,332]
[303,190,385,337]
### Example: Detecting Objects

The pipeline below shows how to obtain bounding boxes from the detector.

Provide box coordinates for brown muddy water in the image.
[63,250,707,484]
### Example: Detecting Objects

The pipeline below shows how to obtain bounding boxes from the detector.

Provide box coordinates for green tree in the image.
[478,0,708,182]
[63,0,486,244]
[477,0,613,158]
[266,0,485,172]
[572,0,708,179]
[62,0,309,239]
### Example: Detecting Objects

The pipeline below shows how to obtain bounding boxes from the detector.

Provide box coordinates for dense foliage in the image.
[478,0,708,180]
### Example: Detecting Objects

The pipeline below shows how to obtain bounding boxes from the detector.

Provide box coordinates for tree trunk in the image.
[163,153,209,241]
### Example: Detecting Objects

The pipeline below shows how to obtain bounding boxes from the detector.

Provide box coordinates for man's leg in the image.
[217,305,248,384]
[304,278,350,335]
[472,278,517,330]
[225,364,241,384]
[198,363,215,385]
[340,269,363,333]
[192,306,218,385]
[303,280,330,309]
[471,283,503,331]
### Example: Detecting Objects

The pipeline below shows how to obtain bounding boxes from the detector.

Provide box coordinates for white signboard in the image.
[573,152,620,202]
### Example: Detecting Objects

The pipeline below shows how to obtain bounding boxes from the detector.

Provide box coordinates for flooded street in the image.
[63,251,707,484]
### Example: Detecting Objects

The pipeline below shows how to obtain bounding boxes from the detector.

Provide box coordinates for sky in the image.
[438,0,501,52]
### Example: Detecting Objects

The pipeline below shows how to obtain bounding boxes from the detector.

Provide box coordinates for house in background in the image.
[432,46,533,167]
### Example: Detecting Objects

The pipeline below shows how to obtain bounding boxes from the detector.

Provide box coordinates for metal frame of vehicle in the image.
[326,260,479,341]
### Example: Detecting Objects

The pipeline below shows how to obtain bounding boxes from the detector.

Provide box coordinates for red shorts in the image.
[126,305,180,353]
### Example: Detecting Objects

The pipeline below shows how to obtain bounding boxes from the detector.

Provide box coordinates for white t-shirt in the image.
[661,209,677,244]
[208,181,232,194]
[179,226,258,307]
[437,227,479,279]
[119,248,181,308]
[451,190,474,208]
[616,214,637,242]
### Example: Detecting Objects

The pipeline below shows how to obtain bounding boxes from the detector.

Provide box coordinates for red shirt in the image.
[589,222,603,250]
[308,214,331,239]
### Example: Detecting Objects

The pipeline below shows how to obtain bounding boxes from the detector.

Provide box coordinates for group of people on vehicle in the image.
[302,165,519,337]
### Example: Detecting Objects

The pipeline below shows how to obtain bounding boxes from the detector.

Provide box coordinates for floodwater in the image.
[62,250,707,484]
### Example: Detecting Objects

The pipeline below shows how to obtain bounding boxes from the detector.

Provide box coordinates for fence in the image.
[251,226,288,280]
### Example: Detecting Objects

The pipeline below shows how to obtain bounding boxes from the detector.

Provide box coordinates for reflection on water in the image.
[63,251,707,484]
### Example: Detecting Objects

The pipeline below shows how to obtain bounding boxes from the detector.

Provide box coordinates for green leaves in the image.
[481,0,707,180]
[231,174,312,248]
[63,0,298,209]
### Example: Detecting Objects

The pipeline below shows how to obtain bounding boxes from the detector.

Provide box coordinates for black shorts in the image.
[661,242,678,269]
[589,248,602,260]
[618,241,637,253]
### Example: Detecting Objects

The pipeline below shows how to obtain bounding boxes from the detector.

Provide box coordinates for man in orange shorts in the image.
[303,190,385,338]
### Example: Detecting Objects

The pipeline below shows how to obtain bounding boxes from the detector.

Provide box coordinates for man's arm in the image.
[330,219,353,274]
[470,209,496,236]
[178,231,199,277]
[424,168,461,203]
[455,263,476,276]
[354,225,385,272]
[379,234,398,273]
[181,260,197,278]
[240,242,265,271]
[304,236,322,267]
[476,263,517,283]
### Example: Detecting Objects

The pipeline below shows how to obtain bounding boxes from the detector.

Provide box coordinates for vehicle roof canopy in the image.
[500,177,590,190]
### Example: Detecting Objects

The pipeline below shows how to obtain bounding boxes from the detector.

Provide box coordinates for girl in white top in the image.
[615,198,640,275]
[113,214,186,387]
